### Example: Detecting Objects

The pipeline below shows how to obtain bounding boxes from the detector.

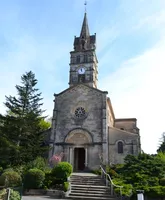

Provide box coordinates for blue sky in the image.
[0,0,165,154]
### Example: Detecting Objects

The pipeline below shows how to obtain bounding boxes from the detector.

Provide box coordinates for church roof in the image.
[54,83,108,97]
[80,12,90,39]
[108,126,139,144]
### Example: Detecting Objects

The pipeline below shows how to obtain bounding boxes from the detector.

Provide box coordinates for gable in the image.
[54,84,108,98]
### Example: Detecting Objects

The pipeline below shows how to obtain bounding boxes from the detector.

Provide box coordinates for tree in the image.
[0,71,49,166]
[113,153,165,198]
[157,132,165,153]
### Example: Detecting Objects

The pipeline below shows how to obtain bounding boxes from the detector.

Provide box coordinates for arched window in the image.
[118,141,123,154]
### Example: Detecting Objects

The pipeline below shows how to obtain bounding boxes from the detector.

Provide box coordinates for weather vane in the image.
[84,0,87,12]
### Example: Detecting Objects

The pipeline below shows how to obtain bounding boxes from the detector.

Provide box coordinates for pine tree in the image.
[157,133,165,153]
[0,71,49,166]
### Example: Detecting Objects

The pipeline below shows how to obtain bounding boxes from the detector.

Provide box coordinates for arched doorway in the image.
[65,129,92,171]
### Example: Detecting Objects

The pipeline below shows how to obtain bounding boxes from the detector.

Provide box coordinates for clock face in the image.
[78,67,85,74]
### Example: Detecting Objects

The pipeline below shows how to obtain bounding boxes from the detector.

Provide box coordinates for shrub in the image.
[0,175,6,186]
[13,165,25,177]
[24,168,45,189]
[9,189,21,200]
[0,189,7,199]
[43,169,53,189]
[113,178,133,197]
[92,169,101,175]
[63,182,69,192]
[25,157,48,172]
[106,166,118,178]
[159,177,165,186]
[51,162,72,184]
[0,167,3,175]
[2,171,22,187]
[147,186,165,198]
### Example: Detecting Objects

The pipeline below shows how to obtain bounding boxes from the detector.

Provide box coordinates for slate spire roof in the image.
[80,12,90,39]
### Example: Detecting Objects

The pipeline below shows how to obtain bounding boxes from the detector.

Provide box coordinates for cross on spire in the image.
[84,1,87,13]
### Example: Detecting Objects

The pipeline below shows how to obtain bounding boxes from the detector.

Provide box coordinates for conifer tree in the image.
[0,71,49,166]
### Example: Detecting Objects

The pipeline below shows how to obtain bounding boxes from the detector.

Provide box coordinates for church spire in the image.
[80,12,90,39]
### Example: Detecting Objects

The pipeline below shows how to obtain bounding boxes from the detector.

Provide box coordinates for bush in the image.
[1,171,22,187]
[63,182,69,192]
[92,169,101,175]
[0,175,6,186]
[0,167,3,175]
[147,186,165,198]
[43,169,53,189]
[51,162,72,184]
[9,189,21,200]
[0,189,7,199]
[25,157,48,172]
[106,166,118,178]
[24,168,45,189]
[159,177,165,186]
[113,178,133,197]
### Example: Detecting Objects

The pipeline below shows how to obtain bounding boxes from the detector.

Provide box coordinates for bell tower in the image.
[69,12,98,88]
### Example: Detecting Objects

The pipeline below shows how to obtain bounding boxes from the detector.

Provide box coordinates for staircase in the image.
[67,173,116,200]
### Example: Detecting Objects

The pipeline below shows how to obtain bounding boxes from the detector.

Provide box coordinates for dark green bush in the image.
[0,175,6,186]
[159,177,165,186]
[63,182,69,192]
[24,168,45,189]
[51,162,72,184]
[2,171,22,187]
[146,186,165,197]
[0,166,3,175]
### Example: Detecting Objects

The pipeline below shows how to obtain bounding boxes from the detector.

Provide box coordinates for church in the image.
[48,12,141,171]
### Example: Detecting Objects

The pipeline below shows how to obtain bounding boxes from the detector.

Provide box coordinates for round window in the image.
[75,107,86,118]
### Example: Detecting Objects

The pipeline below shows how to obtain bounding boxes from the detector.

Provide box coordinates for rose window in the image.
[75,107,86,118]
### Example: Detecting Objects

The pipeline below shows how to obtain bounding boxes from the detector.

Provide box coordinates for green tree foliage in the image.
[157,133,165,153]
[112,153,165,198]
[25,157,49,172]
[0,71,49,167]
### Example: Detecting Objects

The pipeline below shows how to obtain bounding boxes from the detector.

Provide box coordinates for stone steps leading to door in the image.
[67,173,116,200]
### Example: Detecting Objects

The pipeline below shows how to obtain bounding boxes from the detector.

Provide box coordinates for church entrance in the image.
[74,148,85,171]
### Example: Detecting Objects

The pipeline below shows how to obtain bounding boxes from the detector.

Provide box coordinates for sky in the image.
[0,0,165,154]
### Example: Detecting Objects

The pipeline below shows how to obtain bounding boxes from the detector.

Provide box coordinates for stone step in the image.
[71,186,109,192]
[67,196,115,200]
[71,182,105,186]
[71,176,101,179]
[71,189,110,194]
[71,184,109,188]
[68,194,115,200]
[71,179,103,182]
[70,192,112,197]
[70,179,105,182]
[68,174,114,200]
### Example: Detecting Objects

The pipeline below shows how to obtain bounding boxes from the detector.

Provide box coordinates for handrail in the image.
[100,165,123,197]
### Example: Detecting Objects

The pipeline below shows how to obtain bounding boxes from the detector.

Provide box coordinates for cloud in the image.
[99,36,165,154]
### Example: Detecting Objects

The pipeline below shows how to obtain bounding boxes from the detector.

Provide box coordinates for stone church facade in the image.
[49,13,141,171]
